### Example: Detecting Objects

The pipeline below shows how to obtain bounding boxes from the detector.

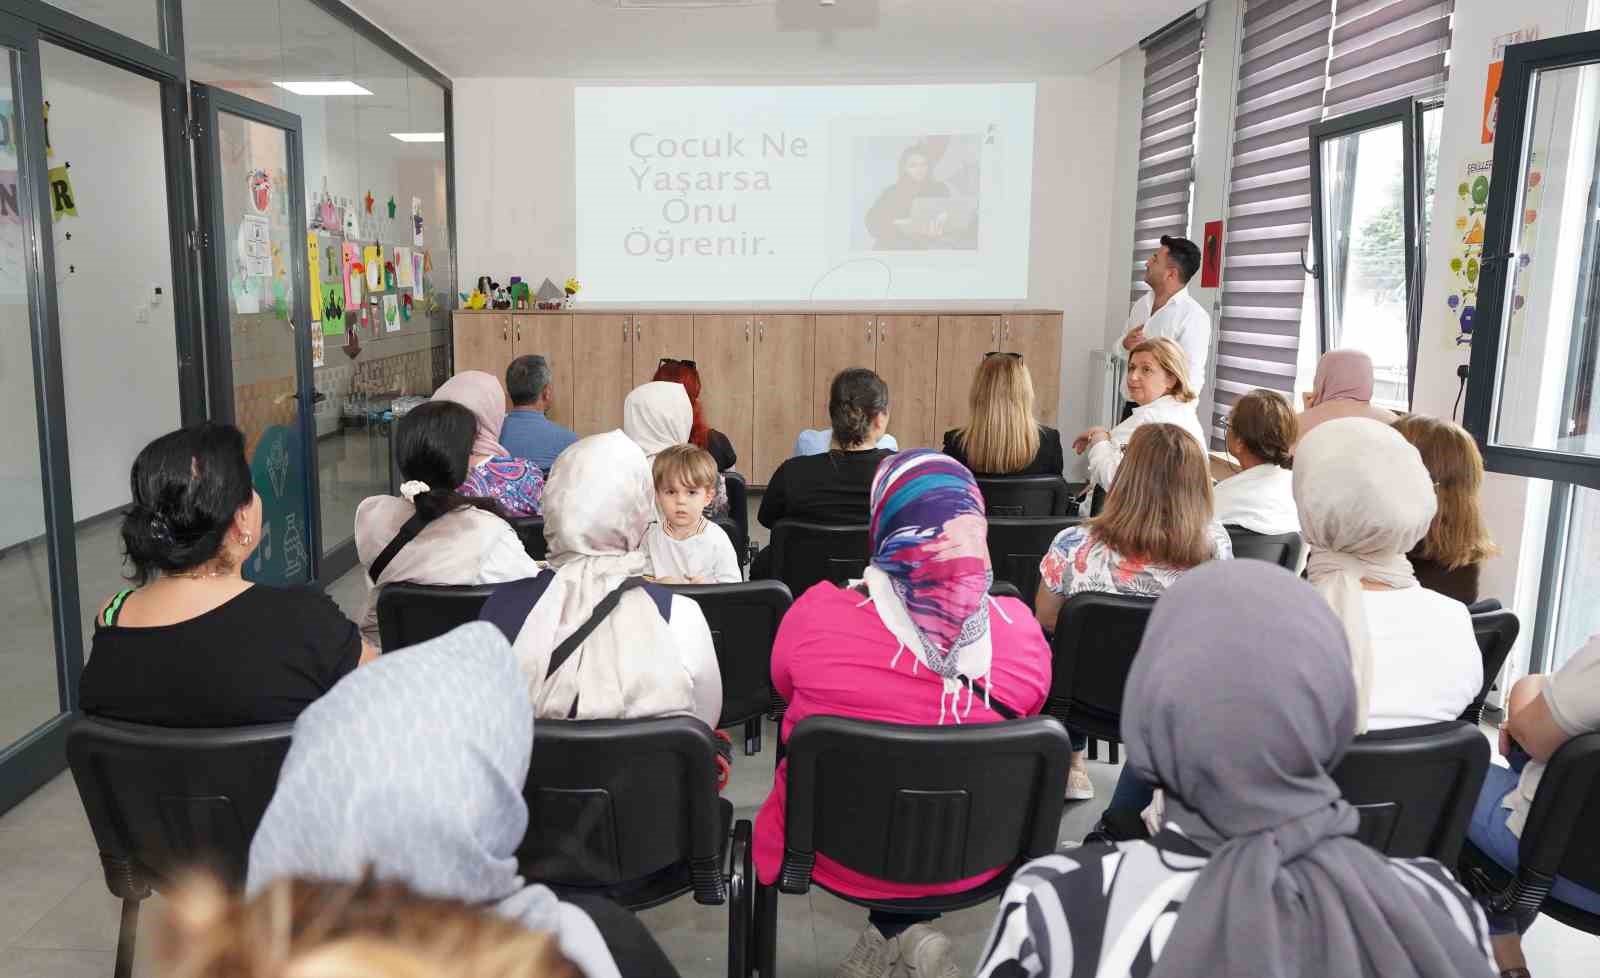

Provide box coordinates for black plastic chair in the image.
[1461,731,1600,934]
[765,521,870,598]
[518,717,752,978]
[989,579,1022,601]
[508,515,547,560]
[66,714,294,978]
[376,582,499,651]
[976,475,1072,517]
[669,581,793,755]
[1329,720,1488,863]
[754,715,1072,978]
[1464,609,1520,724]
[1046,591,1158,765]
[1224,526,1305,571]
[987,516,1079,608]
[723,471,751,566]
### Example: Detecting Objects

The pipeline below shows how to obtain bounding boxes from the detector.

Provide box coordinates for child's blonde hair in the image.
[653,443,718,492]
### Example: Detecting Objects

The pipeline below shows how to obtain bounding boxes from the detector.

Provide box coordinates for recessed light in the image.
[273,80,373,96]
[390,132,445,143]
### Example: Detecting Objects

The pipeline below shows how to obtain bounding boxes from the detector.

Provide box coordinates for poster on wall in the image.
[1483,28,1542,145]
[395,246,414,287]
[412,250,425,295]
[383,293,399,332]
[342,241,362,306]
[321,283,345,334]
[238,214,271,277]
[311,326,324,367]
[1200,220,1223,288]
[306,232,323,323]
[411,196,424,246]
[1445,159,1492,348]
[364,244,382,291]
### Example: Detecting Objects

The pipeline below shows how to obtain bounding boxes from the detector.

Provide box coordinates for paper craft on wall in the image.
[47,165,76,219]
[231,276,260,315]
[411,196,423,246]
[383,293,399,332]
[364,191,374,214]
[412,251,425,293]
[311,327,325,368]
[342,241,362,306]
[386,196,396,220]
[321,282,345,333]
[384,261,396,290]
[401,293,413,321]
[395,246,414,287]
[342,197,359,238]
[306,232,323,323]
[364,245,382,290]
[248,168,271,214]
[238,214,271,277]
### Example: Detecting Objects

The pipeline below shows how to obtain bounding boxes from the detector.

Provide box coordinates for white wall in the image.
[453,71,1127,454]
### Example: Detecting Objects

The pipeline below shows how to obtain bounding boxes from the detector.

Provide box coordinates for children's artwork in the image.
[364,245,382,291]
[401,293,414,321]
[306,232,323,323]
[342,197,359,238]
[386,195,396,219]
[311,327,324,368]
[231,275,260,315]
[248,168,271,214]
[384,261,397,289]
[320,283,345,333]
[412,250,425,291]
[238,214,271,277]
[1445,159,1493,348]
[383,293,399,332]
[395,246,414,287]
[364,191,375,215]
[411,196,424,246]
[47,165,76,219]
[342,241,363,306]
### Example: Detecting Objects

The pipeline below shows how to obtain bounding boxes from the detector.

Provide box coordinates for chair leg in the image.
[755,881,779,978]
[744,718,762,757]
[727,822,753,978]
[1109,741,1119,765]
[1087,738,1099,762]
[115,898,139,978]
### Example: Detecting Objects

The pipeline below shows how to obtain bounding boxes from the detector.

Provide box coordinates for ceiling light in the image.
[390,132,445,143]
[273,80,373,96]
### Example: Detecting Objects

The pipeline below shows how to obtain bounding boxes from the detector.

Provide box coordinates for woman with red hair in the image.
[652,358,738,471]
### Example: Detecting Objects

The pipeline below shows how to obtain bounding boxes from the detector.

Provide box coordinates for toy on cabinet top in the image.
[476,275,495,297]
[534,277,564,310]
[491,285,512,310]
[509,278,532,310]
[462,288,488,310]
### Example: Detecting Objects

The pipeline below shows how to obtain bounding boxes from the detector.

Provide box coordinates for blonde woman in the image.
[1394,414,1499,605]
[942,353,1064,476]
[1073,337,1205,494]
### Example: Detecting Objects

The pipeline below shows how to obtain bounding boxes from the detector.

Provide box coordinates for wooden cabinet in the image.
[452,312,513,379]
[692,314,754,475]
[813,314,879,429]
[570,313,633,436]
[752,314,814,485]
[1002,313,1063,428]
[933,315,1002,444]
[630,314,694,388]
[511,314,574,428]
[874,315,940,450]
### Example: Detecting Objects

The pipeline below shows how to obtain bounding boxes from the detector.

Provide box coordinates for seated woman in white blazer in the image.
[1074,336,1206,494]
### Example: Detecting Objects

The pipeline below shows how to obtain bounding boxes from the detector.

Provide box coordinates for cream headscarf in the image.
[510,430,698,720]
[1298,350,1398,439]
[433,370,509,460]
[622,381,692,459]
[1292,418,1436,730]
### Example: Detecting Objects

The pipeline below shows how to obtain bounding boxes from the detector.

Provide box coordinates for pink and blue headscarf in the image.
[865,451,994,714]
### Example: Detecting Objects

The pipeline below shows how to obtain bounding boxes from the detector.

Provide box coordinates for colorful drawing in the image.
[248,168,271,214]
[1445,160,1493,347]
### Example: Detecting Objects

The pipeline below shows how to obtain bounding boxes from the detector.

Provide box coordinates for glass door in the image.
[192,83,321,586]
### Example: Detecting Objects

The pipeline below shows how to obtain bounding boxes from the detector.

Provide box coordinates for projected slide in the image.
[574,84,1036,302]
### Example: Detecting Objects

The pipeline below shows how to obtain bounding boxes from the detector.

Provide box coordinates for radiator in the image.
[1087,350,1126,430]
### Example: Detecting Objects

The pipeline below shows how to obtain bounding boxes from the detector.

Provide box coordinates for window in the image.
[1129,13,1205,304]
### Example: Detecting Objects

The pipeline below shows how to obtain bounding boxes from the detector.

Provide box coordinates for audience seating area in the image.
[1045,591,1157,765]
[1329,720,1488,863]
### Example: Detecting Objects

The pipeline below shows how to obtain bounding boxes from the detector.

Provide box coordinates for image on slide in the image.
[853,133,983,251]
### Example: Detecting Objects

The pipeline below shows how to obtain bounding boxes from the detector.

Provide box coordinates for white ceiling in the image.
[347,0,1196,79]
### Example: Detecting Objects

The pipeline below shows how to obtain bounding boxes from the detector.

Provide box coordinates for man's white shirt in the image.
[1122,288,1212,397]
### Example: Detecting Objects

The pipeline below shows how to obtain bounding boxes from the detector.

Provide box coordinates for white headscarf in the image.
[511,430,698,719]
[622,381,692,459]
[1293,418,1435,731]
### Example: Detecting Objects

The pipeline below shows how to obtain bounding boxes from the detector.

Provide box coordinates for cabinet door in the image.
[1003,314,1063,427]
[813,314,879,429]
[452,312,514,380]
[875,315,940,450]
[570,314,633,436]
[692,314,754,473]
[513,314,575,428]
[752,314,815,485]
[933,315,1002,446]
[631,314,695,388]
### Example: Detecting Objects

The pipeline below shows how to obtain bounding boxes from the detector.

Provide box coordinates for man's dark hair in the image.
[505,355,552,407]
[1160,235,1202,285]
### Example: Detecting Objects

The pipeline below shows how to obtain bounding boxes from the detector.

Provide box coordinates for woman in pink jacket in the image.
[754,449,1052,978]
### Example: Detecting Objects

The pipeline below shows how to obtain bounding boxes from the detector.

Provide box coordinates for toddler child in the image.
[644,444,742,584]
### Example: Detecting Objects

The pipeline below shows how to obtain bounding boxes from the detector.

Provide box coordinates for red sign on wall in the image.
[1201,219,1223,288]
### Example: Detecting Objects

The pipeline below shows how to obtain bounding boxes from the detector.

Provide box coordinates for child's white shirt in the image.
[642,519,742,583]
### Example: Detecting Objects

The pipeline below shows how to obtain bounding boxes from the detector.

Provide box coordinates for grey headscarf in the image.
[246,622,620,978]
[1122,560,1493,978]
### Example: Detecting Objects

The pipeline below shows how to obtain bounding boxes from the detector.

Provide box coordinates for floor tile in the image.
[0,948,115,978]
[15,876,123,952]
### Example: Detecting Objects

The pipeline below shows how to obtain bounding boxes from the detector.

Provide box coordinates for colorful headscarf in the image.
[864,450,994,721]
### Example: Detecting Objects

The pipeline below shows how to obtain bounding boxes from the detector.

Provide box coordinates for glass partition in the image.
[40,1,161,49]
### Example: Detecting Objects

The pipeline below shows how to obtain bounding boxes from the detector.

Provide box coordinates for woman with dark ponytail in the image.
[79,423,373,727]
[355,401,541,648]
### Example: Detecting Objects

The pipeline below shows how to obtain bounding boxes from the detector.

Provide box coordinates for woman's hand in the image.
[1073,427,1110,454]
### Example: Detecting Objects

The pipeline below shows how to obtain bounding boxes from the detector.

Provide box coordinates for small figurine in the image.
[462,289,488,310]
[491,285,512,310]
[509,277,531,310]
[534,278,564,310]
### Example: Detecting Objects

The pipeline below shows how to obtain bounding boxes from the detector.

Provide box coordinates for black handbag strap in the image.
[970,677,1021,720]
[543,577,650,680]
[368,513,428,583]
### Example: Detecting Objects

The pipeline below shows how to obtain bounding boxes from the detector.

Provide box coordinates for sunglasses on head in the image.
[983,351,1023,361]
[659,357,697,369]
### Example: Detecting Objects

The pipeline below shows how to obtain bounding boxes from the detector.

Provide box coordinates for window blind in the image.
[1130,16,1206,304]
[1324,0,1452,118]
[1211,0,1336,445]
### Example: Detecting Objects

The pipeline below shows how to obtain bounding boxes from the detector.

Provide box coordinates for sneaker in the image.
[833,925,899,978]
[898,923,959,978]
[1064,767,1095,801]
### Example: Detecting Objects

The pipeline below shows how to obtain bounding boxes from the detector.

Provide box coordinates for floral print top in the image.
[1039,523,1232,598]
[460,456,545,517]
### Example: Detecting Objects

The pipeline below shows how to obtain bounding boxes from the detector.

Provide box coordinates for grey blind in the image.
[1324,0,1453,118]
[1130,17,1205,303]
[1211,0,1335,445]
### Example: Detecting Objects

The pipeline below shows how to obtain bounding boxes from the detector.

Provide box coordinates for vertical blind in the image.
[1210,0,1452,444]
[1130,16,1206,304]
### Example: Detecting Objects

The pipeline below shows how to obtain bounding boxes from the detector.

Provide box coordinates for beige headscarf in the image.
[433,371,509,460]
[622,382,692,459]
[510,430,697,720]
[1292,418,1436,731]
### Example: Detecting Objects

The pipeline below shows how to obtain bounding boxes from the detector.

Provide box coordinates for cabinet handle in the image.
[621,320,629,343]
[758,320,765,342]
[878,322,886,343]
[992,323,999,345]
[515,322,521,343]
[864,319,873,343]
[502,321,509,342]
[1003,318,1011,342]
[635,321,642,341]
[745,319,751,342]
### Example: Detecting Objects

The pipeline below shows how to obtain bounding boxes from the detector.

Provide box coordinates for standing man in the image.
[1120,235,1209,416]
[500,354,577,475]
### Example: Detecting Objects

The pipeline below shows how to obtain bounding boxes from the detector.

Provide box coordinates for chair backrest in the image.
[976,476,1071,518]
[667,581,792,729]
[1329,721,1488,863]
[508,516,547,560]
[1464,609,1520,724]
[66,714,293,889]
[1519,731,1600,894]
[777,716,1071,892]
[1224,526,1305,571]
[987,516,1080,608]
[989,580,1022,601]
[723,471,750,562]
[518,717,724,900]
[376,582,499,651]
[768,521,870,597]
[1047,591,1158,742]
